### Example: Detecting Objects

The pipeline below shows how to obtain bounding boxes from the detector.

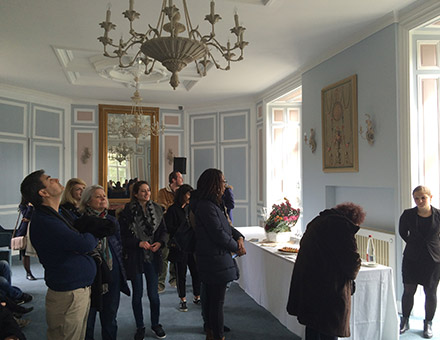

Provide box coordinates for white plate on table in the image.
[361,261,378,267]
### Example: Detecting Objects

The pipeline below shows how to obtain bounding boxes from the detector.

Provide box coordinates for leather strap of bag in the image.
[11,210,22,238]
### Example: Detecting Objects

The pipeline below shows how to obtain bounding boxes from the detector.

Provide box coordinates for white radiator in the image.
[355,227,396,274]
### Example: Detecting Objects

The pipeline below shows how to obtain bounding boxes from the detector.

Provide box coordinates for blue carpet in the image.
[10,256,299,340]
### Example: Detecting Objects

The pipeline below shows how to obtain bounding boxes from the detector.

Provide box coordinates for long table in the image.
[235,227,399,340]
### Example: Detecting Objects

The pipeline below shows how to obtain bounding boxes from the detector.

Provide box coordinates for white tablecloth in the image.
[235,227,399,340]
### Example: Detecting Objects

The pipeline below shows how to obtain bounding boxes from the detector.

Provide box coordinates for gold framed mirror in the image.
[99,104,159,207]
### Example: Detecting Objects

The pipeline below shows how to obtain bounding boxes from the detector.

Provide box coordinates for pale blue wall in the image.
[302,24,399,232]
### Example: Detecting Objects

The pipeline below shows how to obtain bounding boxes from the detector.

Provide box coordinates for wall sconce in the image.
[304,128,317,153]
[80,147,92,164]
[167,148,174,165]
[359,114,375,145]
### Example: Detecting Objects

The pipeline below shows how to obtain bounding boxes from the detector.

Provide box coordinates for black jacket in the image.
[287,209,361,337]
[190,195,239,284]
[399,206,440,263]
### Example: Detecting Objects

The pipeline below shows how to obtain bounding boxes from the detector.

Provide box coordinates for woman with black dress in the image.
[399,185,440,338]
[165,184,200,312]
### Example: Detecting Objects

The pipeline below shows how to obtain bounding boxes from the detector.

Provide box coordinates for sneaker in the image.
[179,300,188,312]
[134,327,145,340]
[158,284,165,294]
[14,317,30,328]
[15,293,33,305]
[193,296,201,305]
[151,324,166,339]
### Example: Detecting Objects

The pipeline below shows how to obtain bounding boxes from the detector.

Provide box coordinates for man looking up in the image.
[156,171,183,292]
[20,170,98,340]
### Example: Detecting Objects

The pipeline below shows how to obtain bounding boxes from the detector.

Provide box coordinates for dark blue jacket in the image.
[106,215,130,296]
[30,205,97,291]
[190,196,239,284]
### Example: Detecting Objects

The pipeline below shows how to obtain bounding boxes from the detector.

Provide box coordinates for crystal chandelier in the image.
[108,142,134,164]
[108,75,165,144]
[98,0,248,89]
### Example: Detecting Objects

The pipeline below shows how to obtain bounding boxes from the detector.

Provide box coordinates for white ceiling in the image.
[0,0,419,109]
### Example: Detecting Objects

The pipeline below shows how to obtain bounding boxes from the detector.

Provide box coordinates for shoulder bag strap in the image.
[11,210,22,238]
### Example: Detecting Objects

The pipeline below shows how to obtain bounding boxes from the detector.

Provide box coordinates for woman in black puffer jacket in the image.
[190,168,245,340]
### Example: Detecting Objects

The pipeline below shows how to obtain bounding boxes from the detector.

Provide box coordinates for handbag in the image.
[10,211,27,251]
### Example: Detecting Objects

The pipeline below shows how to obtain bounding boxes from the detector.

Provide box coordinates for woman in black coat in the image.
[287,202,364,340]
[190,168,245,340]
[399,185,440,338]
[165,184,201,312]
[119,180,167,340]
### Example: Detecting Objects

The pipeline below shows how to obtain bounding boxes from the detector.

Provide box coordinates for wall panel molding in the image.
[0,98,28,138]
[32,105,63,141]
[191,114,216,145]
[32,141,64,183]
[220,111,249,143]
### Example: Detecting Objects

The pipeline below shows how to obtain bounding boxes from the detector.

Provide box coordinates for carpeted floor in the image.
[10,256,299,340]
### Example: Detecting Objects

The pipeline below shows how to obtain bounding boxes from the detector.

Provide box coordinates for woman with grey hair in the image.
[75,185,130,340]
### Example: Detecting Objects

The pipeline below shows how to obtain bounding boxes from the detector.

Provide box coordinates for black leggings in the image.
[402,282,439,321]
[204,283,227,340]
[174,253,201,299]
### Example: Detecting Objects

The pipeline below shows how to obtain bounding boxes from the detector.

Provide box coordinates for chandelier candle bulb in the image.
[234,13,239,28]
[211,1,215,16]
[129,0,134,11]
[106,8,111,23]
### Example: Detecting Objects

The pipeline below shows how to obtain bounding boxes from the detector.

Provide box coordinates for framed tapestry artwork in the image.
[321,74,358,172]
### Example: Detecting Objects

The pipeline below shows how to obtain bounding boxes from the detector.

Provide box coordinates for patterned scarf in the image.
[127,200,163,263]
[84,206,113,271]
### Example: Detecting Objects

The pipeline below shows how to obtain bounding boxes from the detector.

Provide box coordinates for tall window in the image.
[108,154,128,184]
[267,88,302,212]
[412,23,440,207]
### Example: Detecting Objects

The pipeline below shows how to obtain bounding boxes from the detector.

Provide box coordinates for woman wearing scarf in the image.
[119,180,167,340]
[76,185,130,340]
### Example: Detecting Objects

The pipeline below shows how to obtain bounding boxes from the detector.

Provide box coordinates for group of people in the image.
[287,185,440,340]
[12,165,440,340]
[11,167,242,340]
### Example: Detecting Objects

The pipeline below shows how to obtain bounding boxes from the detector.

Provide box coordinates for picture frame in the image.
[321,74,358,172]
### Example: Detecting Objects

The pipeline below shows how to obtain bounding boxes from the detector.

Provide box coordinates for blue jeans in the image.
[131,261,160,329]
[0,260,22,300]
[85,255,122,340]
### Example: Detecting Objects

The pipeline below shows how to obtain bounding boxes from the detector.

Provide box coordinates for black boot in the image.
[423,320,433,338]
[400,316,409,334]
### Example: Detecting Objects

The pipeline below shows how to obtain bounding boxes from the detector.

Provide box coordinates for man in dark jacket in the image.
[287,202,364,340]
[20,170,98,340]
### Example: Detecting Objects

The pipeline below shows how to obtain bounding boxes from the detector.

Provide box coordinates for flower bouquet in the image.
[264,198,300,242]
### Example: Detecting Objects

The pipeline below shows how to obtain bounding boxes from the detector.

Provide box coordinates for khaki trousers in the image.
[46,286,91,340]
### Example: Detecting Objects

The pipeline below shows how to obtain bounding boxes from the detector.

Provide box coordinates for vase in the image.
[265,231,291,243]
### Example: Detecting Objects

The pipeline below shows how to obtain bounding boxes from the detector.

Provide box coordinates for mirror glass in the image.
[99,104,159,206]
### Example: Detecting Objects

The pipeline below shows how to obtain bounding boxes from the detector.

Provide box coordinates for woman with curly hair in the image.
[119,181,167,340]
[190,168,245,340]
[287,202,365,340]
